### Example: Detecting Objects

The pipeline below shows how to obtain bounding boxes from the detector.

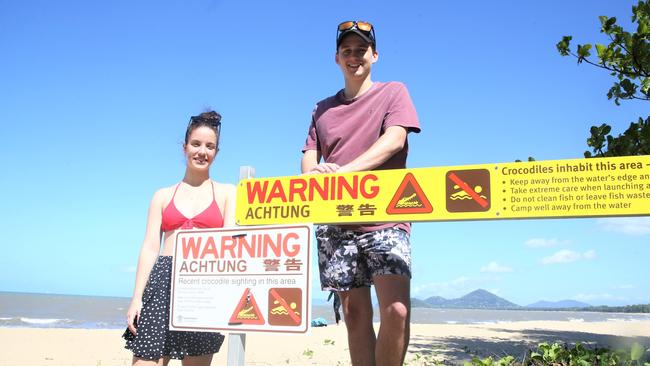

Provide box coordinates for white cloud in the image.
[574,293,611,301]
[412,282,440,295]
[123,265,137,273]
[452,276,469,285]
[541,250,579,264]
[614,284,636,290]
[583,250,596,260]
[541,250,596,265]
[597,217,650,236]
[574,293,623,301]
[525,238,571,248]
[481,261,513,273]
[412,276,472,296]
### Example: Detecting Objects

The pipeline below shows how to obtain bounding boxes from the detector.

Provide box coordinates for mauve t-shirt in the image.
[302,81,421,232]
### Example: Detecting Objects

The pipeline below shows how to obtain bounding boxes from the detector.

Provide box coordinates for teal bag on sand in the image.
[310,317,328,327]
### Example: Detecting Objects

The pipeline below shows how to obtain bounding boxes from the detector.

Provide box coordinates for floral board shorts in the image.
[315,225,411,291]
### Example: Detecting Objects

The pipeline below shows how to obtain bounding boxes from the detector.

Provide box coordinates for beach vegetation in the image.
[464,355,516,366]
[323,338,336,345]
[462,341,649,366]
[302,348,314,358]
[556,0,650,158]
[405,352,445,365]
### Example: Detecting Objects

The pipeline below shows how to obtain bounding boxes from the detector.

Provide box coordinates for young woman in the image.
[124,111,236,365]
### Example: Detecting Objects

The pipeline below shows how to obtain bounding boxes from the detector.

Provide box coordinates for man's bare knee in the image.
[380,302,409,326]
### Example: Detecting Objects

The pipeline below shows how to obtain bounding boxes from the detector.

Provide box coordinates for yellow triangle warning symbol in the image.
[229,288,265,325]
[386,173,433,214]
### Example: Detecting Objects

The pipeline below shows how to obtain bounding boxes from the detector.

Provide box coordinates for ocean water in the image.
[1,291,649,329]
[0,292,130,329]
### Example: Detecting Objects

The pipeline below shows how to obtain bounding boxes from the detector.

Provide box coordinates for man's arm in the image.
[337,125,407,173]
[301,149,319,173]
[301,149,340,174]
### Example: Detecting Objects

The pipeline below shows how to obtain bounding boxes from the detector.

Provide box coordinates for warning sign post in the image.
[169,224,312,334]
[236,155,650,225]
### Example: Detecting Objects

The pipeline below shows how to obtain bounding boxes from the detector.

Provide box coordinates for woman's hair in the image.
[184,110,222,145]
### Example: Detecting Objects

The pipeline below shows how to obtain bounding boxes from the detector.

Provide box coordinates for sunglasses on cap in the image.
[336,20,376,49]
[338,20,373,33]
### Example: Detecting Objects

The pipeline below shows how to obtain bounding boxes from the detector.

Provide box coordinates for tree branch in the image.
[631,94,650,101]
[606,33,650,77]
[570,51,623,74]
[569,50,648,78]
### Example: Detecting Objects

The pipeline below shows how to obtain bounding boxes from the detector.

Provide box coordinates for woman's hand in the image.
[126,298,143,335]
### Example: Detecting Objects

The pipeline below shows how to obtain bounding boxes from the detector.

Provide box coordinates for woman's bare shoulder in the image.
[151,185,176,205]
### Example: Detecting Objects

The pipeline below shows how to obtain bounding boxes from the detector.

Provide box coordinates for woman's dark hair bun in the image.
[196,111,221,124]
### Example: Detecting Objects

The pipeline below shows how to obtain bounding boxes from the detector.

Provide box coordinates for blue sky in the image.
[1,0,648,306]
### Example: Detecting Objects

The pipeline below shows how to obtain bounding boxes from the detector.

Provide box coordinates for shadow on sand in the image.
[408,328,650,364]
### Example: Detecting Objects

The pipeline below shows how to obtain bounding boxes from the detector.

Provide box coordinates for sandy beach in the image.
[1,320,649,365]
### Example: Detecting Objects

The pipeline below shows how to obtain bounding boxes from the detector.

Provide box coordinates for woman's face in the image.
[184,125,218,170]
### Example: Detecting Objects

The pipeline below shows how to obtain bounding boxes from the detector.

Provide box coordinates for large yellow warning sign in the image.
[235,155,650,225]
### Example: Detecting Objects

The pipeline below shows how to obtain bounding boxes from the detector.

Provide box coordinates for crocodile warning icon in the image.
[229,288,265,325]
[386,173,433,214]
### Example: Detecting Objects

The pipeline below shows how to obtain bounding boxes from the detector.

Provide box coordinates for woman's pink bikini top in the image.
[161,182,224,231]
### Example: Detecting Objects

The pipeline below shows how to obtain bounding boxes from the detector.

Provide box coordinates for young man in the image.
[301,21,421,366]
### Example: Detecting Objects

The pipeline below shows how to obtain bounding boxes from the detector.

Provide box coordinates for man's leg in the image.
[338,287,376,366]
[373,274,411,366]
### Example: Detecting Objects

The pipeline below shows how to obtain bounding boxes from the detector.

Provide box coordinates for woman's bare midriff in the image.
[160,231,180,256]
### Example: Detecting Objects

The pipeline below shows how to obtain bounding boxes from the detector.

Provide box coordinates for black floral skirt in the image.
[123,256,224,360]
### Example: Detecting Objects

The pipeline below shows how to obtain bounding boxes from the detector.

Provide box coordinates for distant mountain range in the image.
[526,300,591,309]
[411,289,592,310]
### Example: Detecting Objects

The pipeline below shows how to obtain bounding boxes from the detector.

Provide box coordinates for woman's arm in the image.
[126,189,164,335]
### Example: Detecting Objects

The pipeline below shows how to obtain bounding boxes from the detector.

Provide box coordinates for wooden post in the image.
[226,165,255,366]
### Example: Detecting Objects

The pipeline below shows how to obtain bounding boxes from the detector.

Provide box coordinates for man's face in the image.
[335,33,378,80]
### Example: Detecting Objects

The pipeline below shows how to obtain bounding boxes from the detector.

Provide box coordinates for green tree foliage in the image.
[578,303,650,313]
[557,1,650,157]
[585,118,650,157]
